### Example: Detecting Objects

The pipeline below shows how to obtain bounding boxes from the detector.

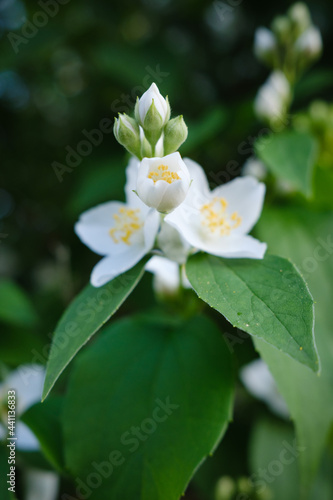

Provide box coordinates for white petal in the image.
[139,83,168,123]
[146,256,191,295]
[75,202,148,256]
[125,157,141,205]
[166,209,266,259]
[210,176,266,235]
[240,359,289,418]
[157,179,188,213]
[1,364,45,415]
[146,256,180,293]
[90,208,159,287]
[25,470,59,500]
[137,153,190,212]
[16,422,40,451]
[138,177,169,210]
[183,157,210,207]
[75,202,125,256]
[90,247,147,287]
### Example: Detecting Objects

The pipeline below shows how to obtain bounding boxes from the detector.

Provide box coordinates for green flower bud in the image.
[271,15,291,44]
[163,115,188,155]
[288,2,311,35]
[113,113,141,158]
[140,132,153,158]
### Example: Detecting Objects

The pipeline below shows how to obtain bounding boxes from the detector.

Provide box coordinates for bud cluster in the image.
[254,2,322,84]
[113,83,188,160]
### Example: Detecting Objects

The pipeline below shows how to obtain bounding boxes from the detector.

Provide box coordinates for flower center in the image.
[200,197,242,236]
[148,164,181,184]
[109,207,143,245]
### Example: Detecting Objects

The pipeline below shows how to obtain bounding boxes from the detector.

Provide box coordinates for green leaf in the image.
[255,131,318,197]
[42,259,147,401]
[0,280,38,328]
[312,166,333,210]
[63,315,234,500]
[254,206,333,495]
[249,418,301,500]
[186,253,318,371]
[21,396,64,471]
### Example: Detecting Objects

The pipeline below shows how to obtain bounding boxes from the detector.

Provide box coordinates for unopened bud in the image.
[288,2,311,35]
[254,27,277,65]
[295,26,322,60]
[134,83,171,147]
[114,114,141,158]
[163,115,188,155]
[271,16,291,44]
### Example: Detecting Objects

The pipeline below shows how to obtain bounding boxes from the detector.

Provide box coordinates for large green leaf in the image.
[42,259,147,400]
[63,315,234,500]
[186,253,317,371]
[0,280,38,328]
[21,396,64,471]
[254,207,333,496]
[255,131,318,197]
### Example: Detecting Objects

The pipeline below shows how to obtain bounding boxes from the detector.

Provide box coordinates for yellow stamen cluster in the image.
[148,164,181,184]
[109,208,143,245]
[201,197,242,236]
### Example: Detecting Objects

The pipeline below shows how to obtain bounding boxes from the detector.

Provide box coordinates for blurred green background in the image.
[1,0,333,297]
[1,1,333,499]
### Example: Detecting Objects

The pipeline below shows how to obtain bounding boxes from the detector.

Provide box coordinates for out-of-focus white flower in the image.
[240,359,289,418]
[0,364,45,451]
[135,83,170,127]
[254,71,291,124]
[157,221,191,264]
[288,2,311,33]
[25,469,59,500]
[254,27,277,62]
[165,158,267,259]
[136,152,191,213]
[75,158,160,287]
[295,26,323,59]
[146,256,191,296]
[242,157,267,181]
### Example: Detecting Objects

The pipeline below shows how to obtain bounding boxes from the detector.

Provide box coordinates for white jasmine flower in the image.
[25,470,59,500]
[136,152,191,213]
[0,364,45,451]
[254,71,290,123]
[135,82,170,126]
[165,158,267,259]
[295,26,323,59]
[146,256,191,296]
[240,359,289,418]
[75,158,160,287]
[254,27,277,61]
